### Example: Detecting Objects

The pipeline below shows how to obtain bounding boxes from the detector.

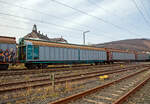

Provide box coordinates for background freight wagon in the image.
[0,36,16,69]
[137,53,150,61]
[109,49,135,61]
[19,38,107,69]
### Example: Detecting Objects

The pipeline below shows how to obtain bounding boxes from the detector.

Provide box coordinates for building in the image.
[24,24,68,43]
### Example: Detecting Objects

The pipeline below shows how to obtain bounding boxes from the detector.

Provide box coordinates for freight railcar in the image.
[107,49,136,62]
[18,38,107,69]
[136,52,150,61]
[0,36,16,69]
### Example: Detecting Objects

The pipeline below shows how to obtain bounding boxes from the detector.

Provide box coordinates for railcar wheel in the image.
[25,63,36,69]
[95,63,98,65]
[0,64,9,70]
[32,64,38,69]
[42,64,48,69]
[37,64,42,69]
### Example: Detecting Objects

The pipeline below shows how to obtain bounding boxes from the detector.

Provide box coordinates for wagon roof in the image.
[136,52,149,55]
[0,36,16,44]
[23,38,106,51]
[106,48,135,53]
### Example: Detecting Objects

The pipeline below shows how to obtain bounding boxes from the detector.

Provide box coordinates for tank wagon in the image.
[0,36,16,69]
[18,38,107,69]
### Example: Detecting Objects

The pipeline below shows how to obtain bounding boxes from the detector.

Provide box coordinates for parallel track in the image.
[49,67,150,104]
[0,64,124,76]
[113,74,150,104]
[0,65,139,94]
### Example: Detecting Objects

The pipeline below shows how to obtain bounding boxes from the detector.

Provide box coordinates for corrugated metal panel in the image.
[26,39,106,51]
[64,48,67,60]
[67,48,70,60]
[93,50,95,60]
[45,46,49,60]
[72,48,74,60]
[96,51,99,60]
[27,45,33,61]
[75,49,78,60]
[29,44,108,62]
[59,48,62,61]
[95,50,98,60]
[70,48,73,60]
[80,50,82,60]
[39,46,45,61]
[33,46,39,60]
[49,47,53,60]
[54,47,57,60]
[112,52,135,60]
[98,51,100,60]
[137,54,149,60]
[88,50,90,60]
[83,50,85,60]
[79,49,107,61]
[86,50,88,60]
[103,51,106,60]
[91,50,94,60]
[72,48,75,60]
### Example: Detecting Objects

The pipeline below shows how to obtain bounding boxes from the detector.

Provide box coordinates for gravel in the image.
[70,69,150,104]
[123,78,150,104]
[0,65,148,104]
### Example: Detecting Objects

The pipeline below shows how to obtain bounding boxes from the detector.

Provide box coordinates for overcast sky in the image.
[0,0,150,44]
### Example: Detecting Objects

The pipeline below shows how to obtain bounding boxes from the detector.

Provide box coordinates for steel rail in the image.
[0,63,124,76]
[0,65,137,87]
[49,68,149,104]
[113,73,150,104]
[0,66,146,94]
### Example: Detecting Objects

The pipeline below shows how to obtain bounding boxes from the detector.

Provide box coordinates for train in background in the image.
[0,36,150,69]
[0,36,16,69]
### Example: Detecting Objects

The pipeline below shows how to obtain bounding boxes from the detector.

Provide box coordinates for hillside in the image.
[94,38,150,52]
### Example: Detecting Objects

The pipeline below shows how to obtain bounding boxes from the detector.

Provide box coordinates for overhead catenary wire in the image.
[0,0,120,39]
[0,12,85,32]
[0,2,127,38]
[50,0,143,37]
[0,15,83,34]
[0,23,115,43]
[0,17,84,39]
[0,24,28,30]
[0,0,147,41]
[137,0,150,21]
[87,0,119,17]
[131,0,150,27]
[0,0,138,36]
[87,0,150,35]
[0,15,117,40]
[0,0,91,29]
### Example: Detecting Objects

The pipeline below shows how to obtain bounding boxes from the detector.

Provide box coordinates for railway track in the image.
[0,63,142,76]
[0,63,123,76]
[0,64,147,86]
[0,65,149,104]
[0,64,127,85]
[49,67,150,104]
[0,65,140,94]
[122,77,150,104]
[0,63,141,85]
[113,75,150,104]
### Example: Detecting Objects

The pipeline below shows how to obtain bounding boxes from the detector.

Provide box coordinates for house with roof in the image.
[24,24,68,43]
